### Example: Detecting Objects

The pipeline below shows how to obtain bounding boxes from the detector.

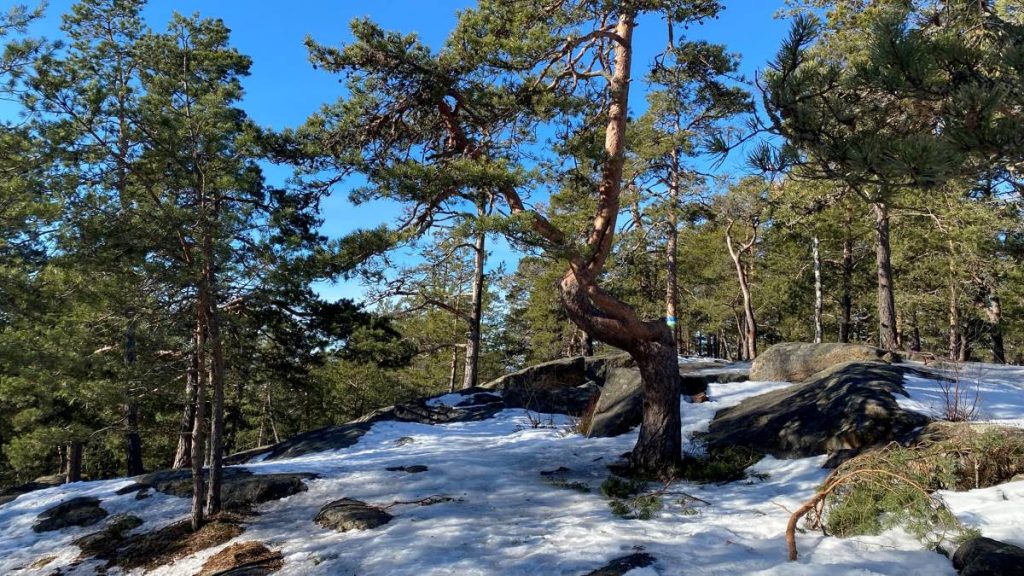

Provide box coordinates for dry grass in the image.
[564,394,600,436]
[198,540,283,575]
[96,513,247,570]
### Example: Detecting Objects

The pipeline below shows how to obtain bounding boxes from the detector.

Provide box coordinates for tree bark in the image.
[553,13,680,477]
[173,350,198,469]
[630,336,682,475]
[726,227,757,360]
[812,235,823,344]
[448,343,460,393]
[987,290,1005,364]
[839,222,853,343]
[948,280,962,361]
[665,143,681,355]
[66,441,83,483]
[909,308,922,352]
[560,273,681,477]
[462,223,486,389]
[205,251,225,515]
[872,201,898,350]
[190,315,207,531]
[123,320,144,476]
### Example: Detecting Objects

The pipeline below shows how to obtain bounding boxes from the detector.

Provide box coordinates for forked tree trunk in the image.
[462,225,486,389]
[726,229,757,360]
[557,12,679,478]
[173,351,198,469]
[873,201,898,350]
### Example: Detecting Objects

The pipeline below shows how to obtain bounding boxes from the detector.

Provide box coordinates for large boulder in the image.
[953,537,1024,576]
[703,362,929,460]
[483,356,588,391]
[314,498,392,532]
[235,392,506,463]
[33,496,108,532]
[587,367,643,438]
[750,342,898,383]
[119,469,312,511]
[0,474,65,507]
[587,360,749,437]
[503,381,602,415]
[73,514,144,557]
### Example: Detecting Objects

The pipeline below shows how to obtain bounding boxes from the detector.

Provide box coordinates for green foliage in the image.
[601,475,662,520]
[678,446,764,483]
[600,475,646,499]
[821,423,1024,546]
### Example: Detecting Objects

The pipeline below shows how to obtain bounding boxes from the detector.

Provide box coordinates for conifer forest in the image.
[2,2,1024,574]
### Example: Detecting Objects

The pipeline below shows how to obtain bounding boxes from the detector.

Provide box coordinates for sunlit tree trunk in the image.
[873,201,898,350]
[812,236,823,344]
[462,215,486,389]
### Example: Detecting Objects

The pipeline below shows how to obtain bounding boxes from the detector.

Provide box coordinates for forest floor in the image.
[2,359,1024,575]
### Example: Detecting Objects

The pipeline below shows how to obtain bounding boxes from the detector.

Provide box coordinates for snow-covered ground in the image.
[2,361,1024,575]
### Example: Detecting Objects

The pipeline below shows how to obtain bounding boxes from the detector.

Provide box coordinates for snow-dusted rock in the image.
[750,342,898,383]
[953,536,1024,576]
[705,361,929,460]
[119,468,313,511]
[587,366,643,438]
[32,496,107,532]
[314,498,392,532]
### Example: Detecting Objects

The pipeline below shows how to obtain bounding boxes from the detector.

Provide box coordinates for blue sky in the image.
[16,0,792,303]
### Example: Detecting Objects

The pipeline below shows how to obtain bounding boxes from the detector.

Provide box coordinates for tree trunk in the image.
[462,225,486,389]
[630,337,682,476]
[563,12,680,477]
[173,351,198,469]
[190,315,207,531]
[448,344,459,393]
[733,309,746,360]
[909,309,922,352]
[959,326,973,363]
[987,290,1005,364]
[66,441,83,483]
[948,281,961,361]
[726,232,757,360]
[812,235,823,344]
[839,224,853,343]
[872,201,898,350]
[665,145,681,355]
[124,321,144,477]
[205,257,225,515]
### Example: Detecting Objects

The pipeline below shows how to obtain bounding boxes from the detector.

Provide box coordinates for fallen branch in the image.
[786,468,931,561]
[380,495,455,510]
